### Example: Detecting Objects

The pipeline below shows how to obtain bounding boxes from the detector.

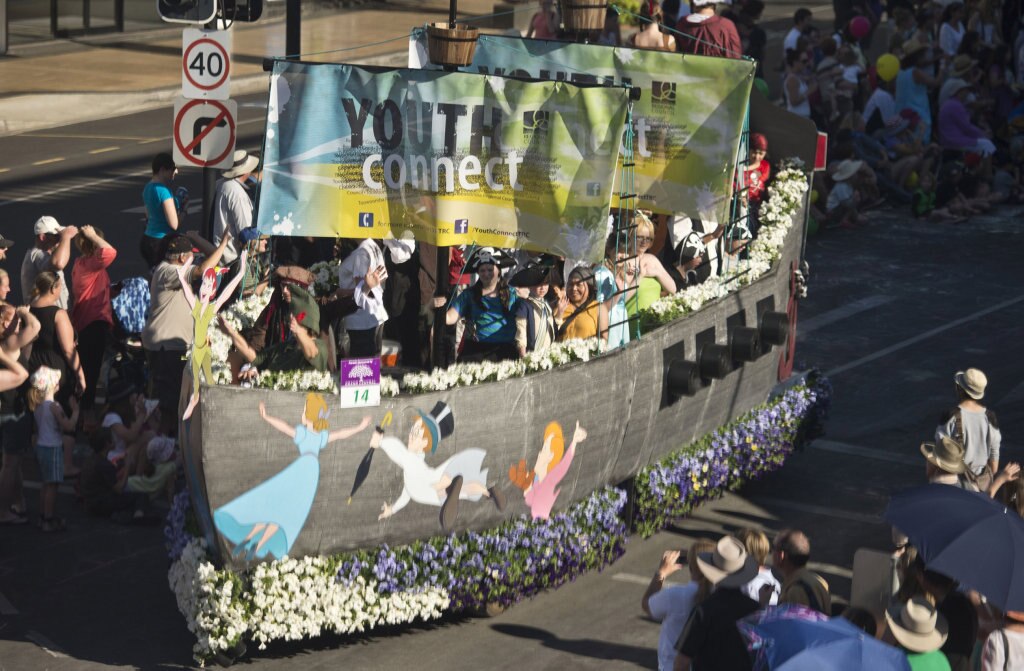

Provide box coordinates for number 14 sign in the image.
[339,357,381,409]
[182,28,231,100]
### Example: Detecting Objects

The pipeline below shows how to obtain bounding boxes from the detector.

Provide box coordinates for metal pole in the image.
[286,0,301,59]
[431,247,450,367]
[448,0,456,25]
[114,0,123,33]
[201,16,219,241]
[0,0,8,56]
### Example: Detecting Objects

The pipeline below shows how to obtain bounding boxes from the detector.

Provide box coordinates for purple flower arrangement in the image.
[337,487,628,613]
[632,373,832,537]
[165,489,194,561]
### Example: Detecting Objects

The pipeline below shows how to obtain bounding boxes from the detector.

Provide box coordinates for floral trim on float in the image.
[165,373,831,664]
[640,159,809,329]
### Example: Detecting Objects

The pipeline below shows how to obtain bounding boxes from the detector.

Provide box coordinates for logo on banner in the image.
[523,110,549,140]
[586,182,602,197]
[651,81,677,108]
[454,218,469,234]
[358,212,374,228]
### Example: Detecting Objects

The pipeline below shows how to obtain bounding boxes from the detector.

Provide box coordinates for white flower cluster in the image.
[380,376,400,398]
[643,163,808,326]
[169,538,248,661]
[169,540,450,662]
[309,259,342,296]
[401,338,602,393]
[251,369,339,393]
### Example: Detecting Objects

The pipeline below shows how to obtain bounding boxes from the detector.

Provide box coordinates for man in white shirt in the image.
[785,8,813,54]
[21,216,77,309]
[212,150,259,264]
[337,237,415,357]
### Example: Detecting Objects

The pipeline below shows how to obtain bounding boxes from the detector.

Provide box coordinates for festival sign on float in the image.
[410,33,755,223]
[255,61,630,263]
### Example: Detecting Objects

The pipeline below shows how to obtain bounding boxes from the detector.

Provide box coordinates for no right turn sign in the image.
[172,96,237,170]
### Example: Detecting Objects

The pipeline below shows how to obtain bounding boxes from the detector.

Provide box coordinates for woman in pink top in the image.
[509,420,587,520]
[71,225,116,411]
[526,0,558,40]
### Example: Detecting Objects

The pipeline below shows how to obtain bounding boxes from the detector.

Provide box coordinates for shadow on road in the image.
[490,623,656,668]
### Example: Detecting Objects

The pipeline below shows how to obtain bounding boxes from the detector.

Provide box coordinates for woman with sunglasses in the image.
[784,49,817,119]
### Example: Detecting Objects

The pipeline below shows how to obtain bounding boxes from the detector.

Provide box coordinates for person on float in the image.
[213,393,372,560]
[510,262,558,357]
[554,266,607,343]
[445,247,520,362]
[369,401,505,530]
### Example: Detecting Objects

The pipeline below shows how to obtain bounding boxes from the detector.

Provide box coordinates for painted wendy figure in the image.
[177,248,247,420]
[509,420,587,520]
[213,393,371,560]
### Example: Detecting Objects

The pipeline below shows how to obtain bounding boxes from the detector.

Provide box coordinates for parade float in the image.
[167,4,829,663]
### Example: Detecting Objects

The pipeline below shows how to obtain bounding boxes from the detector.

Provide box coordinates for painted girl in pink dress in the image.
[509,420,587,520]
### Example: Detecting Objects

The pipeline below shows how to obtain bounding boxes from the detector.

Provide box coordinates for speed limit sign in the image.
[182,28,231,100]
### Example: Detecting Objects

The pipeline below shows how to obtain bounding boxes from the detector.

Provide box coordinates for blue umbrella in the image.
[884,484,1024,612]
[743,615,910,671]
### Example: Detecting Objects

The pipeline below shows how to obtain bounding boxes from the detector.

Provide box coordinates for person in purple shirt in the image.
[938,79,996,158]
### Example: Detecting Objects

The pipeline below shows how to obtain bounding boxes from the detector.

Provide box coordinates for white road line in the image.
[799,296,894,335]
[612,573,682,587]
[89,146,120,154]
[826,294,1024,377]
[809,439,920,467]
[0,170,148,207]
[747,497,883,526]
[32,157,65,166]
[25,630,68,658]
[0,590,19,615]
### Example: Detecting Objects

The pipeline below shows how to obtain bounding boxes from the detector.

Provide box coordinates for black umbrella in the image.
[348,411,393,504]
[884,484,1024,611]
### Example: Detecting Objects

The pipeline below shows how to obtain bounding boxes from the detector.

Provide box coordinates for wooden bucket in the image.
[559,0,607,32]
[426,22,479,68]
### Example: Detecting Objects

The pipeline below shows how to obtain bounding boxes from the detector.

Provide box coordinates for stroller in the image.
[98,277,151,404]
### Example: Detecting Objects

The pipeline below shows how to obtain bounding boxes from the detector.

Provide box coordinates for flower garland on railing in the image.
[631,371,832,537]
[640,160,808,330]
[167,488,627,663]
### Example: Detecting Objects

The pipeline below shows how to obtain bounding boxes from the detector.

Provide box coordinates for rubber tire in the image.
[760,311,790,347]
[698,344,732,380]
[666,359,703,397]
[730,326,761,363]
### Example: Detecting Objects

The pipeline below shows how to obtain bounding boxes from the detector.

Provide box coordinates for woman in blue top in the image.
[895,40,939,142]
[213,393,371,561]
[595,231,637,350]
[445,247,519,363]
[140,153,188,268]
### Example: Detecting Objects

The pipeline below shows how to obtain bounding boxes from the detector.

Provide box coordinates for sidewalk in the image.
[0,0,519,136]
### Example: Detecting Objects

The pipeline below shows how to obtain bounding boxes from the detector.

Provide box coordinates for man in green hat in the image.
[220,284,329,377]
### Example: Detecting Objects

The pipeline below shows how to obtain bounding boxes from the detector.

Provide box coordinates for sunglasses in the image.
[636,236,653,243]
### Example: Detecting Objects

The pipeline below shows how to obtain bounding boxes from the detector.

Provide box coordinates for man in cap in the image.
[21,216,77,308]
[674,535,760,670]
[774,528,832,614]
[212,150,259,265]
[676,0,742,59]
[141,232,231,414]
[936,368,1001,493]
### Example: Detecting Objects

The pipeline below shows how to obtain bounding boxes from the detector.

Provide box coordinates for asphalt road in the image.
[0,101,1023,670]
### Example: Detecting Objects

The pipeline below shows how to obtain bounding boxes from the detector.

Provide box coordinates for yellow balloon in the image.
[877,54,900,82]
[810,189,820,203]
[905,171,919,189]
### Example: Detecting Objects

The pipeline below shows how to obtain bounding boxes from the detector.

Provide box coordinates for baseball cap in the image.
[164,235,198,256]
[0,233,12,249]
[34,216,64,236]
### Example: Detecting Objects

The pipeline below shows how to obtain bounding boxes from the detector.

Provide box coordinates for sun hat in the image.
[0,233,13,249]
[146,436,176,465]
[920,436,967,474]
[901,38,927,58]
[832,159,863,182]
[222,150,260,179]
[939,78,972,107]
[29,366,62,392]
[885,596,949,653]
[34,216,64,236]
[949,54,976,79]
[696,536,760,588]
[954,368,987,399]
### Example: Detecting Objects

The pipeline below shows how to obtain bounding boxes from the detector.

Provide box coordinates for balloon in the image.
[905,171,919,189]
[810,189,820,203]
[753,78,769,98]
[876,54,899,82]
[849,15,871,40]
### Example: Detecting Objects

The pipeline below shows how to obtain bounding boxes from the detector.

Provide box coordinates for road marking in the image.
[89,146,120,154]
[747,497,883,526]
[809,439,920,467]
[32,157,65,166]
[0,168,9,174]
[0,170,148,207]
[0,590,18,615]
[799,296,894,335]
[25,631,68,658]
[826,294,1024,377]
[137,137,167,144]
[26,132,155,141]
[613,573,683,587]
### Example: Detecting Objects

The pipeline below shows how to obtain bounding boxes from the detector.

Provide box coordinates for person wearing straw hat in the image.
[212,150,259,265]
[675,0,742,59]
[885,596,952,670]
[911,557,977,671]
[937,368,1001,493]
[673,535,760,671]
[825,159,865,228]
[921,436,968,487]
[981,609,1024,670]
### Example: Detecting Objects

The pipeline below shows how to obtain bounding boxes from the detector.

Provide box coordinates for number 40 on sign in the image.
[182,28,232,101]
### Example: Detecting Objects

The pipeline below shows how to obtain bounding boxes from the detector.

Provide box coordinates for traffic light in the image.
[220,0,263,22]
[157,0,217,24]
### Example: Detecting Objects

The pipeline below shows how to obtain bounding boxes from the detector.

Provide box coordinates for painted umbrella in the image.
[348,411,392,504]
[884,483,1024,612]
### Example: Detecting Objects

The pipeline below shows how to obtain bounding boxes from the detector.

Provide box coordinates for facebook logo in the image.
[587,182,602,196]
[454,218,469,234]
[358,212,374,228]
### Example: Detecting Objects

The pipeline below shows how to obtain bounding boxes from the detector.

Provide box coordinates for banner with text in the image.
[256,61,629,262]
[410,33,754,220]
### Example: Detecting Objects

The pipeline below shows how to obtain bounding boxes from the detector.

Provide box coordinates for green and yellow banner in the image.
[256,61,629,262]
[411,33,755,220]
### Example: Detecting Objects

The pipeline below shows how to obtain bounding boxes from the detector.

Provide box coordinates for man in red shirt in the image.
[677,0,742,59]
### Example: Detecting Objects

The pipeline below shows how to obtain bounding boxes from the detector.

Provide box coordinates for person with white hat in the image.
[20,216,77,309]
[212,149,260,265]
[936,368,1001,493]
[825,159,865,228]
[885,596,952,669]
[673,535,760,671]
